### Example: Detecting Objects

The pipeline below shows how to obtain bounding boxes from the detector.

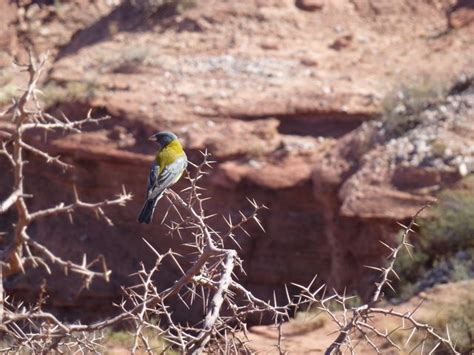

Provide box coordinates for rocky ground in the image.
[1,0,474,323]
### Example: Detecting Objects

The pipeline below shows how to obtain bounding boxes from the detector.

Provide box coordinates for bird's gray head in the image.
[148,131,178,149]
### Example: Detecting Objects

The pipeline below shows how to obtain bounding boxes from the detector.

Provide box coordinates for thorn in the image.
[363,265,383,272]
[142,238,161,258]
[378,240,394,251]
[253,216,265,232]
[73,184,79,202]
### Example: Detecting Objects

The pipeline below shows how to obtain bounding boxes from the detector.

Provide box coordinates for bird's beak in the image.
[148,135,155,142]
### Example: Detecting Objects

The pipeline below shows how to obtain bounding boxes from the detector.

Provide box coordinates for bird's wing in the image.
[147,155,187,200]
[145,160,159,198]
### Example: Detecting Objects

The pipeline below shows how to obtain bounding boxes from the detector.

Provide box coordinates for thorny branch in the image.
[113,153,288,354]
[293,205,460,355]
[0,52,131,278]
[0,52,131,352]
[0,51,464,354]
[1,74,286,355]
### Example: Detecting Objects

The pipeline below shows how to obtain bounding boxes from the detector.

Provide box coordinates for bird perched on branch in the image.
[138,131,187,224]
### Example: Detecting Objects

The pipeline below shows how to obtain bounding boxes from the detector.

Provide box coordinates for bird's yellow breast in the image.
[156,140,186,174]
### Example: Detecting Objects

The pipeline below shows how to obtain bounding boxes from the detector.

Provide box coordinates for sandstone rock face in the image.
[313,88,474,294]
[0,2,17,65]
[1,0,474,319]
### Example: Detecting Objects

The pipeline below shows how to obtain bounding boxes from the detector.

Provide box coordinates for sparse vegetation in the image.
[388,281,474,354]
[381,78,449,137]
[394,176,474,300]
[381,71,473,140]
[289,310,329,334]
[103,329,177,354]
[129,0,196,15]
[0,83,18,107]
[422,184,474,255]
[430,138,449,158]
[110,48,149,74]
[41,81,101,107]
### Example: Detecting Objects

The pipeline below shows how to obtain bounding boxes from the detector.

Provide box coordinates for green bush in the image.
[421,189,474,255]
[393,176,474,299]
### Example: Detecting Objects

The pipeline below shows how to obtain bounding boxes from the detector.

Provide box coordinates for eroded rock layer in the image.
[1,0,473,320]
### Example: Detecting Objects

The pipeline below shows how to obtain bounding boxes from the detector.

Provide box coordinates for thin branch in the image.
[28,189,131,222]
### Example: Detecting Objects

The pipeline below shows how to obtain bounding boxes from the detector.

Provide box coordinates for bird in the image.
[138,131,187,224]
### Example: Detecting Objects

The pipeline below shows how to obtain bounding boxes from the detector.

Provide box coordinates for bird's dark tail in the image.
[138,197,160,224]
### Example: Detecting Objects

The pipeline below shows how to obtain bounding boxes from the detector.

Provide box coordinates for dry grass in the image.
[0,83,18,107]
[387,281,474,354]
[41,81,100,107]
[288,310,331,335]
[103,330,177,354]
